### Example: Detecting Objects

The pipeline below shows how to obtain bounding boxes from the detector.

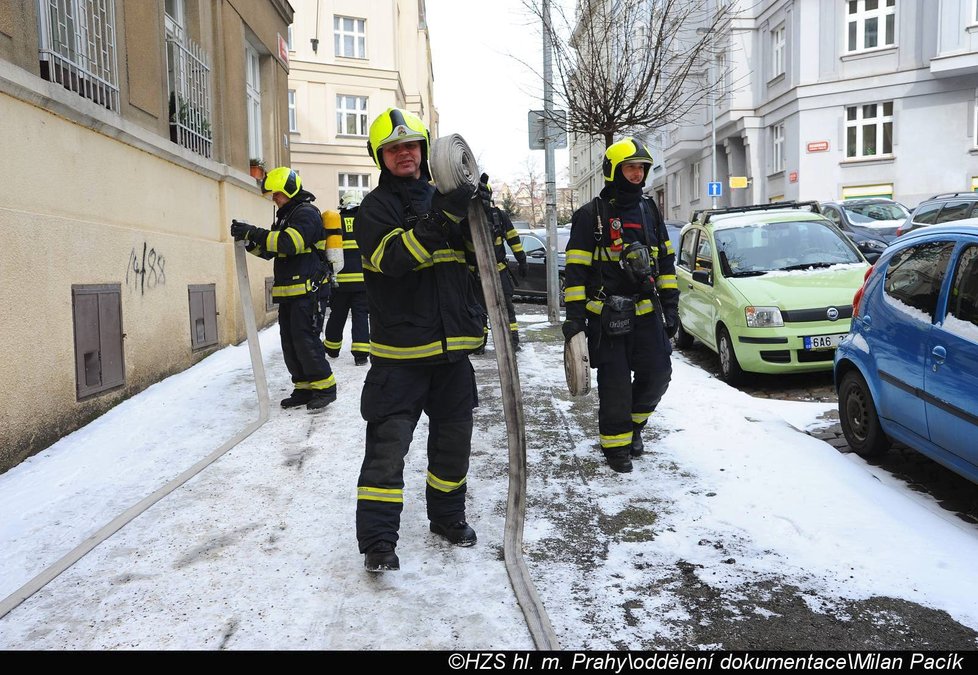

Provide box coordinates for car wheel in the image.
[716,326,744,384]
[838,370,890,457]
[673,316,694,349]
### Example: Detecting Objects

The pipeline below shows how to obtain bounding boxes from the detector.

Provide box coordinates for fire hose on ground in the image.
[429,134,561,651]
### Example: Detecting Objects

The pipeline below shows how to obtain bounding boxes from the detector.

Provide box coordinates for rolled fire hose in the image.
[0,242,271,621]
[564,332,590,397]
[429,134,560,651]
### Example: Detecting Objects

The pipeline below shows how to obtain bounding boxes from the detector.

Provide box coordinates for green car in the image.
[673,202,870,383]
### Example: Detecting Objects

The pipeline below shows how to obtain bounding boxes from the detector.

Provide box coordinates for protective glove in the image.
[516,253,529,278]
[230,219,257,241]
[664,312,679,340]
[477,173,492,209]
[431,184,476,223]
[562,319,586,342]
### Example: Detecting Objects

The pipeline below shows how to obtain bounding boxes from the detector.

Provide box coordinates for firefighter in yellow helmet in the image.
[353,107,487,573]
[322,190,370,366]
[230,166,337,410]
[561,137,678,473]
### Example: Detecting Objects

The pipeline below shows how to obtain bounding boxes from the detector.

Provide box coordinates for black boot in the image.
[325,347,340,358]
[306,388,337,411]
[604,450,633,473]
[430,520,477,547]
[364,542,399,572]
[354,354,369,366]
[630,433,644,458]
[280,390,313,408]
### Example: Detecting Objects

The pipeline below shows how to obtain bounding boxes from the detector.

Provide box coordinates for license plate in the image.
[803,333,847,350]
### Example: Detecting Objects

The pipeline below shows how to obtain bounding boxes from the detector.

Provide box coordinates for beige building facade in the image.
[0,0,295,473]
[286,0,437,208]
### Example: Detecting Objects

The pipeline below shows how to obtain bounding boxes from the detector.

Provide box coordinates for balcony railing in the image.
[167,32,212,158]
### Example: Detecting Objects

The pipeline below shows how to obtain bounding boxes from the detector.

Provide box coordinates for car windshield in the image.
[843,202,909,227]
[714,219,863,276]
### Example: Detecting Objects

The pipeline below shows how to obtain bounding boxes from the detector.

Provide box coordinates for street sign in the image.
[528,110,568,150]
[729,176,749,189]
[707,181,722,197]
[806,141,829,153]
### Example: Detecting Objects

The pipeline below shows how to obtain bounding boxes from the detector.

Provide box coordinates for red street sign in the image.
[278,34,289,67]
[807,141,829,153]
[789,171,798,183]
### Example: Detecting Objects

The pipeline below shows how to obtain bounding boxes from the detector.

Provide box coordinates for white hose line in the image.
[0,242,270,621]
[430,135,561,651]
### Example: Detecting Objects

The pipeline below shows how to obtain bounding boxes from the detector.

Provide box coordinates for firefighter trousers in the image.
[323,289,370,357]
[278,295,334,391]
[355,359,478,552]
[591,312,672,456]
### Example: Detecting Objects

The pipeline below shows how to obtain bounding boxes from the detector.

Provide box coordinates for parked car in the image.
[819,198,909,262]
[895,192,978,237]
[673,201,870,383]
[511,220,532,231]
[663,219,686,246]
[505,228,570,301]
[834,219,978,485]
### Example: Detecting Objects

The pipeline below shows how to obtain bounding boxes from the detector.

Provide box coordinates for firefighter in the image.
[323,190,370,366]
[467,183,528,353]
[230,167,337,411]
[354,107,487,572]
[561,138,679,473]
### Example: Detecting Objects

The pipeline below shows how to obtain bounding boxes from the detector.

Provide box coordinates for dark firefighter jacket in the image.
[355,172,485,364]
[465,206,526,275]
[324,205,366,291]
[245,189,326,302]
[564,186,679,325]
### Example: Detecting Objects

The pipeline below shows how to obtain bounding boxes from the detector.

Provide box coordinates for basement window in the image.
[72,284,125,399]
[188,284,218,350]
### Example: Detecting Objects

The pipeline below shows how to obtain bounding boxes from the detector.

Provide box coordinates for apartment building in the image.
[286,0,437,208]
[0,0,294,473]
[569,1,978,218]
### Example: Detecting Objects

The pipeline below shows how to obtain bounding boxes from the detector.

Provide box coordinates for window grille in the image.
[37,0,119,111]
[166,31,212,158]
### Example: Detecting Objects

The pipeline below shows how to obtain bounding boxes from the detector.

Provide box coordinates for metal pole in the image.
[710,1,718,209]
[543,0,559,323]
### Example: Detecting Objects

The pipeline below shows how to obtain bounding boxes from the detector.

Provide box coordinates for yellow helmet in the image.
[602,137,654,182]
[367,107,430,170]
[261,166,301,198]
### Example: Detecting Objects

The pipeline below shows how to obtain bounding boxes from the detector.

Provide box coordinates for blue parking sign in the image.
[708,181,722,197]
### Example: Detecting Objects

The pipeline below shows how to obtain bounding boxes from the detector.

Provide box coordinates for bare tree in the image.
[514,157,546,226]
[525,0,736,148]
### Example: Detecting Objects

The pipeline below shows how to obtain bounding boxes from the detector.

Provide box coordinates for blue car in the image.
[834,220,978,484]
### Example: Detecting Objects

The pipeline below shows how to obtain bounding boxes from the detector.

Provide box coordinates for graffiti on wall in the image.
[126,242,167,295]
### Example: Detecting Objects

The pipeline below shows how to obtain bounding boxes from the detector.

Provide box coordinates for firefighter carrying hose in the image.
[230,167,338,411]
[322,190,370,366]
[354,107,488,572]
[561,138,679,473]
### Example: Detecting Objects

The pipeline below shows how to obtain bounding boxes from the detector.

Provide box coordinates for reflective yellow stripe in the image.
[631,412,651,424]
[266,230,279,252]
[566,250,593,266]
[403,229,432,265]
[509,322,518,331]
[308,375,336,390]
[427,471,467,493]
[370,228,405,269]
[586,299,604,315]
[432,249,461,265]
[510,242,524,253]
[272,282,311,297]
[496,261,507,271]
[351,341,370,352]
[657,274,678,290]
[564,285,586,303]
[343,240,359,250]
[362,260,381,272]
[446,335,484,351]
[636,299,653,315]
[664,241,675,255]
[600,432,633,449]
[597,247,621,262]
[323,338,343,350]
[357,486,403,503]
[369,340,444,359]
[337,272,364,283]
[284,227,305,252]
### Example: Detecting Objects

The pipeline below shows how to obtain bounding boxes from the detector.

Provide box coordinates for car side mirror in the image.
[530,250,546,259]
[692,269,712,285]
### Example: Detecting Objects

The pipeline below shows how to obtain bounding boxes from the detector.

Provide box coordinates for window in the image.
[37,0,120,111]
[772,122,785,172]
[673,170,682,206]
[166,0,213,158]
[883,241,954,318]
[694,233,714,273]
[336,95,368,136]
[845,102,893,158]
[72,284,125,399]
[245,44,262,160]
[935,201,976,223]
[691,162,701,200]
[334,16,366,58]
[339,173,370,203]
[911,202,942,225]
[846,0,896,53]
[947,246,978,328]
[678,230,699,270]
[288,90,298,132]
[188,284,218,350]
[771,24,785,78]
[287,25,294,51]
[717,52,727,99]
